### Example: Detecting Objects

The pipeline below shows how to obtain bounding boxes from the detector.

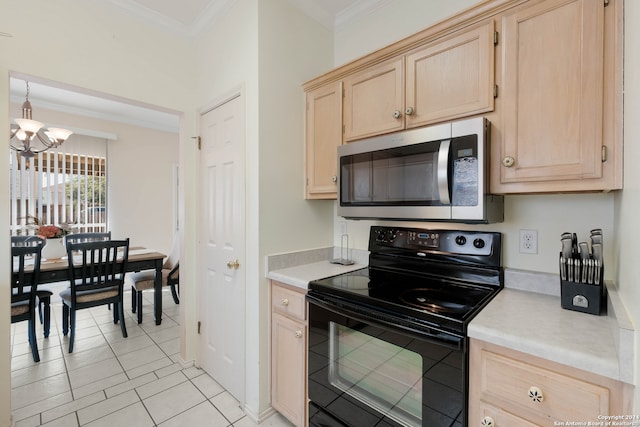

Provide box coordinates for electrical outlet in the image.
[519,229,538,254]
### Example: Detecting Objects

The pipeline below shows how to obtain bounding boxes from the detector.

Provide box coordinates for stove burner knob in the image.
[375,229,386,241]
[386,230,397,241]
[455,235,467,246]
[473,238,486,249]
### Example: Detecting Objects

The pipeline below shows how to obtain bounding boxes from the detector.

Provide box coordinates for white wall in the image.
[0,66,11,427]
[334,0,480,66]
[617,0,640,411]
[257,0,334,417]
[0,2,198,425]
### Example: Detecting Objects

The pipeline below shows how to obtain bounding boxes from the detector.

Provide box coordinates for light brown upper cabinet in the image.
[343,21,496,142]
[343,57,405,141]
[405,20,495,129]
[305,81,343,199]
[494,0,622,192]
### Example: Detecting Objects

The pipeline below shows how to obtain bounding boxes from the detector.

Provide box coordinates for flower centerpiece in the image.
[28,219,71,260]
[37,224,70,239]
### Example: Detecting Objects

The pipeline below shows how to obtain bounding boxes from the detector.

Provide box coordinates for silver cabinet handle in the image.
[331,175,337,183]
[226,259,240,269]
[405,106,414,116]
[392,110,402,119]
[295,330,302,338]
[281,298,289,306]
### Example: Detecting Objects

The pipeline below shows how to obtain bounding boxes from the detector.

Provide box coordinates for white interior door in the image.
[199,93,245,403]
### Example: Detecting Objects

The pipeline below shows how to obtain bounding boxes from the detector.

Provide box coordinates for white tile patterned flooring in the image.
[10,286,293,427]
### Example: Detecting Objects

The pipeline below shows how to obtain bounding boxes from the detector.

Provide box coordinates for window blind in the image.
[10,135,108,235]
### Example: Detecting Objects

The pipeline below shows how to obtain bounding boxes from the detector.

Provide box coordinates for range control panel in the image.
[370,226,500,258]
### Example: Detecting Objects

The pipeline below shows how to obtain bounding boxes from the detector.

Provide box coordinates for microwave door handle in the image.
[437,139,451,205]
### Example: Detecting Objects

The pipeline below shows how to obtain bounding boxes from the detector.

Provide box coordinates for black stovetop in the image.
[308,226,503,335]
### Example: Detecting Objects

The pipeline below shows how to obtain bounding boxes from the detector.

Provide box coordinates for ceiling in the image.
[9,0,386,134]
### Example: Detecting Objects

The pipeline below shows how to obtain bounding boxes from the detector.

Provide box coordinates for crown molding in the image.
[102,0,235,37]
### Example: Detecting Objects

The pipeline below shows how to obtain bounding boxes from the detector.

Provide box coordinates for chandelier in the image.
[9,81,73,158]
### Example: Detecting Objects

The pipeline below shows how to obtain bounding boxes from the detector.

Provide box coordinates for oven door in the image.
[307,294,466,427]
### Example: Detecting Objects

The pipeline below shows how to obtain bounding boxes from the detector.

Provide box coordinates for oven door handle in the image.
[307,293,464,351]
[437,139,451,205]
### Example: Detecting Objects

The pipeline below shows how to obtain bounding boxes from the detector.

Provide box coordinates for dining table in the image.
[36,247,167,325]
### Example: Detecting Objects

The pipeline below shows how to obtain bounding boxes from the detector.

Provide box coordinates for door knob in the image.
[227,259,240,269]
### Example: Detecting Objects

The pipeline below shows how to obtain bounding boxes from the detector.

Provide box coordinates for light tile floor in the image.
[10,286,293,427]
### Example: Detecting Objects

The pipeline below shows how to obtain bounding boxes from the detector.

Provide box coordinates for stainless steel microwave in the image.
[338,117,503,223]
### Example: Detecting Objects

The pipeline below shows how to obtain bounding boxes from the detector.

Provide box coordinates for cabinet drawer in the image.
[478,349,610,422]
[475,401,538,427]
[272,283,306,321]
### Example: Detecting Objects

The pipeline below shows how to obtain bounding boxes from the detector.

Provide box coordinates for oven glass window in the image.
[329,323,422,427]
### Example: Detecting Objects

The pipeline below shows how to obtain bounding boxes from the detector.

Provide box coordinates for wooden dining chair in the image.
[65,231,113,310]
[65,231,111,245]
[12,235,52,339]
[127,238,180,324]
[61,238,129,353]
[11,235,45,362]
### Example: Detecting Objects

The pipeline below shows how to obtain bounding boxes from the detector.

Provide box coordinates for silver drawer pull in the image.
[281,298,289,306]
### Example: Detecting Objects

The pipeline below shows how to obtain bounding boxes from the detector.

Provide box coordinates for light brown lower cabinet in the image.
[271,281,307,427]
[469,339,632,426]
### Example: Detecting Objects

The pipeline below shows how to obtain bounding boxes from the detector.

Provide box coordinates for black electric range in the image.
[306,226,503,427]
[309,226,503,337]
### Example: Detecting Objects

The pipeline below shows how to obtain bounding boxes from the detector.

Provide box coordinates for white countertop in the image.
[468,287,631,383]
[267,260,366,289]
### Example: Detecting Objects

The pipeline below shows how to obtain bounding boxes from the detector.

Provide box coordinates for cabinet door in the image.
[406,20,495,129]
[271,312,306,427]
[500,0,604,184]
[343,57,404,141]
[305,82,342,199]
